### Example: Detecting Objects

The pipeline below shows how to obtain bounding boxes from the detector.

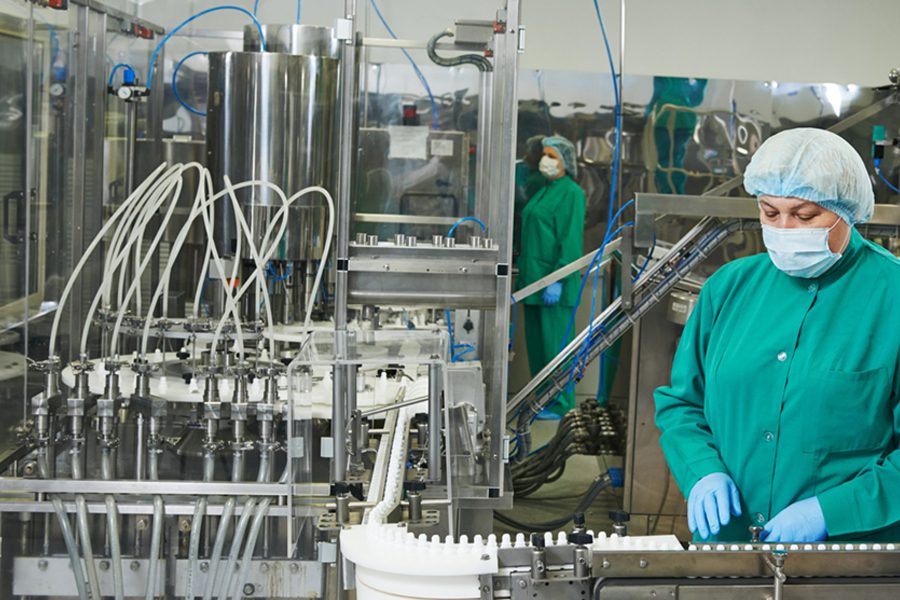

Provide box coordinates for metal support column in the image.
[428,363,442,482]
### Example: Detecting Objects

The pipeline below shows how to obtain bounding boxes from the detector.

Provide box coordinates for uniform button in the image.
[777,352,787,362]
[764,431,775,442]
[807,284,817,293]
[755,513,766,524]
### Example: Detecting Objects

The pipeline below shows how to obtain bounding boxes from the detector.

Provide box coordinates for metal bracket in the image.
[334,18,353,42]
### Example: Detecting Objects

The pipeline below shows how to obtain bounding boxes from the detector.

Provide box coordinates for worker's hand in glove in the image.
[762,497,827,542]
[687,472,742,539]
[542,282,563,305]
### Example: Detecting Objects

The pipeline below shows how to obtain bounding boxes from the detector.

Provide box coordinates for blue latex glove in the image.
[542,282,563,305]
[762,497,827,542]
[688,472,742,539]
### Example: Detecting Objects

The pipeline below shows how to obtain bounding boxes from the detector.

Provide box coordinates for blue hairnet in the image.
[743,128,874,224]
[542,135,578,178]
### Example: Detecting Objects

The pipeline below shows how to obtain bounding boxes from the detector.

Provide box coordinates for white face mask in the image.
[761,217,847,278]
[539,155,562,179]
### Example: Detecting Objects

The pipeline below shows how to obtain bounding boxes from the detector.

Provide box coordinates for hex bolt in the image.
[99,560,111,571]
[290,563,299,574]
[639,559,649,568]
[37,559,48,571]
[130,561,140,571]
[517,580,526,589]
[200,561,209,573]
[243,583,255,596]
[260,562,269,574]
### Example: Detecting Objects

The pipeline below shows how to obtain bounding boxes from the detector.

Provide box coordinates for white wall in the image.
[137,0,900,86]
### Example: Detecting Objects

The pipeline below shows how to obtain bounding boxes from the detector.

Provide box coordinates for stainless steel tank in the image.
[206,25,340,261]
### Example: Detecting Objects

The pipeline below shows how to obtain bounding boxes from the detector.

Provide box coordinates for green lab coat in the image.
[655,229,900,541]
[517,176,586,307]
[517,175,586,415]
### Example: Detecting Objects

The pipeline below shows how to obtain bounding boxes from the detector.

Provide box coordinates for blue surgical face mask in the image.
[761,217,847,278]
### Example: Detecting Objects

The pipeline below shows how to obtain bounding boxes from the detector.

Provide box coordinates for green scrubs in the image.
[655,229,900,541]
[517,175,586,415]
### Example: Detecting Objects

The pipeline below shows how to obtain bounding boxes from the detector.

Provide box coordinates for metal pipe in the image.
[428,364,442,482]
[512,240,621,303]
[347,364,359,472]
[331,364,347,482]
[135,412,145,481]
[124,99,137,197]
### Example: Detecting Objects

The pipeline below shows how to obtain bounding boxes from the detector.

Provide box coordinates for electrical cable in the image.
[633,234,656,284]
[426,29,492,72]
[145,5,266,90]
[369,0,439,129]
[875,159,900,193]
[172,51,208,116]
[495,474,612,532]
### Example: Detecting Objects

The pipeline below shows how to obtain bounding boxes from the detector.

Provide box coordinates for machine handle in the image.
[3,190,25,244]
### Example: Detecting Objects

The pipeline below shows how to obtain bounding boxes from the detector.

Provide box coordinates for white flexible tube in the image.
[206,180,290,354]
[211,184,333,346]
[201,496,236,600]
[104,495,125,600]
[136,167,215,353]
[51,496,89,600]
[139,171,250,357]
[184,497,208,600]
[227,498,272,600]
[212,498,256,599]
[224,176,277,358]
[115,167,187,313]
[109,167,198,355]
[192,170,248,358]
[48,162,170,356]
[81,165,193,354]
[145,495,164,600]
[100,169,169,305]
[191,196,216,318]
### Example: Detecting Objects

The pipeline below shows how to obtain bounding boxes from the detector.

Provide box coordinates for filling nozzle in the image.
[30,356,64,446]
[130,357,155,400]
[97,360,122,448]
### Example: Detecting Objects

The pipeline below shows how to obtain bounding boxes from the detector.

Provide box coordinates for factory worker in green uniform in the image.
[517,136,586,418]
[655,128,900,542]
